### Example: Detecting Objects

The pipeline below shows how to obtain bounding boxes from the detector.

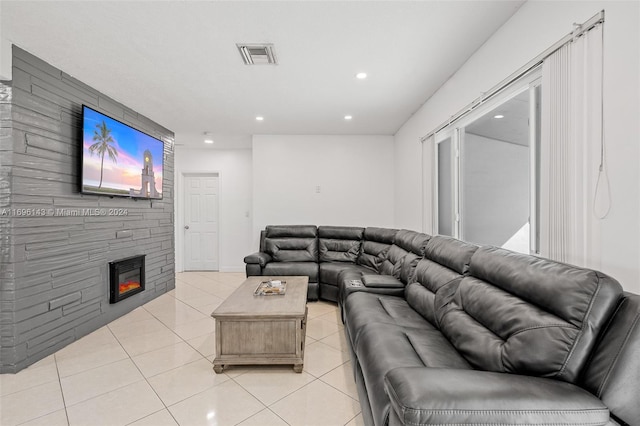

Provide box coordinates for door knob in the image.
[184,225,190,230]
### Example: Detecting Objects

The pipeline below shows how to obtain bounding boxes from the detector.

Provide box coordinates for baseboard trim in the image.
[219,266,245,273]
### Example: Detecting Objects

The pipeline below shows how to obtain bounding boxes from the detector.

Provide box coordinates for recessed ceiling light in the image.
[355,72,367,79]
[204,139,214,144]
[256,116,264,121]
[344,115,353,120]
[494,114,505,119]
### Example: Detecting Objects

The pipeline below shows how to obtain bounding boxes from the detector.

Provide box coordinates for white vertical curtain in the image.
[539,23,604,267]
[421,134,435,235]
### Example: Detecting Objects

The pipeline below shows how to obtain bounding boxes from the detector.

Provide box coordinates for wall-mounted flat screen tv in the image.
[81,105,164,199]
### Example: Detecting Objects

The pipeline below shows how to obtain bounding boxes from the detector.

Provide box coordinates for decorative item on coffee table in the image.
[254,279,287,296]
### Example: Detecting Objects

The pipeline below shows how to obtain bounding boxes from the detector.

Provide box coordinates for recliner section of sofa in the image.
[245,225,320,300]
[318,225,369,301]
[438,245,621,382]
[346,242,627,426]
[344,235,480,425]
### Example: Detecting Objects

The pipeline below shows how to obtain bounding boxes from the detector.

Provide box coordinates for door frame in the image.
[176,171,220,272]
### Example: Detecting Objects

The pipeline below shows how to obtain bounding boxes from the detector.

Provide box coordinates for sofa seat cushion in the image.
[263,262,319,282]
[355,322,471,426]
[344,293,436,348]
[385,368,609,426]
[319,263,371,286]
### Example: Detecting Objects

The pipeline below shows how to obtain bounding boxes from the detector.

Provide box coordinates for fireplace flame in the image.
[119,280,141,294]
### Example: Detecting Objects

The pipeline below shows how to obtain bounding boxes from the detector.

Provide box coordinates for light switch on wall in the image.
[315,185,321,193]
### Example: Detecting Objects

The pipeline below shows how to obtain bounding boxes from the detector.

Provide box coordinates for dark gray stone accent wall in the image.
[0,79,15,370]
[0,46,175,373]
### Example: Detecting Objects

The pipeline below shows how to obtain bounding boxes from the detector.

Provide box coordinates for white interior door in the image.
[184,174,219,271]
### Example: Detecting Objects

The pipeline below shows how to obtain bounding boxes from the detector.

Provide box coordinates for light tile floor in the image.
[0,272,364,426]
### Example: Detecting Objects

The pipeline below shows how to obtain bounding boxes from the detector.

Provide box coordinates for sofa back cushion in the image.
[265,225,317,238]
[264,225,318,262]
[438,246,623,384]
[378,230,431,283]
[579,292,640,425]
[378,244,408,278]
[357,227,397,271]
[318,226,364,263]
[405,236,478,326]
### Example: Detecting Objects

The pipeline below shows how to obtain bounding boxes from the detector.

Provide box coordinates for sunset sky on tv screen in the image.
[82,107,163,196]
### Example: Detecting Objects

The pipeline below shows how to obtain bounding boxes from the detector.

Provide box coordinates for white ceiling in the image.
[467,90,531,147]
[1,1,525,149]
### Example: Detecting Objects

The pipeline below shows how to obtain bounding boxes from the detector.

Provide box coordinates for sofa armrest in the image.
[341,281,405,302]
[384,368,609,426]
[362,274,404,288]
[243,252,273,267]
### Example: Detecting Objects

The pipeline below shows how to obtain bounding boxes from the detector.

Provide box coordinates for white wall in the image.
[174,147,252,272]
[394,1,640,293]
[462,134,529,248]
[0,35,11,80]
[252,135,394,248]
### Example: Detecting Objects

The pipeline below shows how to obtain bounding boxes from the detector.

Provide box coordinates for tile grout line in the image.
[88,302,194,425]
[53,357,69,423]
[105,324,163,425]
[109,311,184,426]
[317,362,361,404]
[120,280,231,425]
[0,361,60,399]
[59,330,161,417]
[140,294,219,359]
[230,371,318,419]
[18,354,71,426]
[343,411,362,426]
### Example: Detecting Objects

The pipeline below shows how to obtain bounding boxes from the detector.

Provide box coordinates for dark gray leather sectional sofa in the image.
[244,225,640,426]
[244,225,427,302]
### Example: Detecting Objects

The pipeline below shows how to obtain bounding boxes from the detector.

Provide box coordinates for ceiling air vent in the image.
[236,43,277,65]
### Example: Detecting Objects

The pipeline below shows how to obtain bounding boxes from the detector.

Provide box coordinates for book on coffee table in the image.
[254,280,287,296]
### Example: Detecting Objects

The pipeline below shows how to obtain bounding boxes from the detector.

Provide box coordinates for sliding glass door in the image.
[434,74,541,254]
[436,136,454,237]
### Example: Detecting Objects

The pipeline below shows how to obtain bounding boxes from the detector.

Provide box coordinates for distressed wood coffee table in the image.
[211,276,308,373]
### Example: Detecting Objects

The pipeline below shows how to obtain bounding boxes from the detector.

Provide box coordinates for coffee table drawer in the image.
[219,319,297,355]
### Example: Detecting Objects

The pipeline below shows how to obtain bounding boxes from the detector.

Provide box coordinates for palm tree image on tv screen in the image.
[89,120,119,190]
[81,106,163,199]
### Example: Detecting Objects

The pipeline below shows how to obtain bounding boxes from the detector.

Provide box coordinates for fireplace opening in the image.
[109,255,145,303]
